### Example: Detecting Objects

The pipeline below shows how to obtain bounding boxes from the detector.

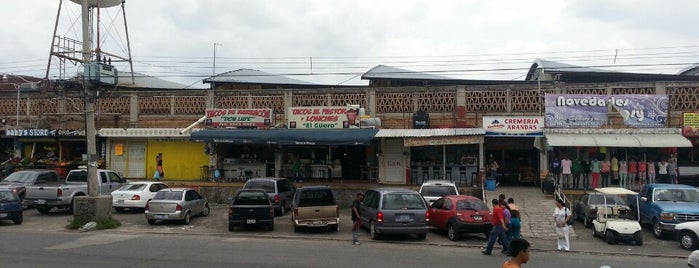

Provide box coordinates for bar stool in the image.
[445,166,453,181]
[411,166,418,184]
[458,167,468,186]
[471,172,478,186]
[432,166,440,180]
[422,167,430,182]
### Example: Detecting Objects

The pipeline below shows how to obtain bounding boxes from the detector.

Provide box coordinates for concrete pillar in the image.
[73,196,112,221]
[129,93,138,128]
[367,89,377,117]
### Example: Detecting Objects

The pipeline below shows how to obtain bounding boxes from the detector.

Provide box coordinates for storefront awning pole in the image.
[442,144,446,180]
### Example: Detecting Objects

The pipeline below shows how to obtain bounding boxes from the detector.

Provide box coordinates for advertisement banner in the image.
[205,108,272,128]
[683,112,699,137]
[287,106,360,129]
[483,116,544,136]
[545,94,668,128]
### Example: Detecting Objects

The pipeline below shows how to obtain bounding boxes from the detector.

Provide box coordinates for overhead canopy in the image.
[545,133,692,148]
[190,128,379,146]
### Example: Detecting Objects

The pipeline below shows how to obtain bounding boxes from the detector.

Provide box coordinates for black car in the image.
[228,189,275,231]
[0,187,23,225]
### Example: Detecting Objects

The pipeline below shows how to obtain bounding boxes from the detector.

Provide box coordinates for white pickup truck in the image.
[25,169,126,214]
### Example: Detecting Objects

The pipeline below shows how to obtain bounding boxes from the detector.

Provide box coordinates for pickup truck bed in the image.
[228,189,275,231]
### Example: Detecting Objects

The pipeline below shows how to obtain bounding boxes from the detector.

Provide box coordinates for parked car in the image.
[359,187,429,240]
[574,190,630,228]
[631,184,699,238]
[145,188,210,225]
[428,195,491,241]
[0,169,60,208]
[0,187,23,224]
[675,221,699,250]
[25,169,125,214]
[111,181,169,212]
[291,186,340,232]
[242,177,296,216]
[418,180,459,207]
[228,189,275,231]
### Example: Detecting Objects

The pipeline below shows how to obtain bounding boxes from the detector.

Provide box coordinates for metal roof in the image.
[361,65,454,80]
[203,69,318,85]
[116,72,190,89]
[375,128,485,138]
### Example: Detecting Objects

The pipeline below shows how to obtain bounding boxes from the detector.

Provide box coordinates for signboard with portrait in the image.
[287,106,360,129]
[483,116,544,136]
[545,94,668,128]
[205,108,272,128]
[683,112,699,137]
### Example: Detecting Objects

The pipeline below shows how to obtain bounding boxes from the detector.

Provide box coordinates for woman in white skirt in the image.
[553,199,571,251]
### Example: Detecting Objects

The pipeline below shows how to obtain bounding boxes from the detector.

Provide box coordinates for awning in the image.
[190,128,379,145]
[545,133,693,148]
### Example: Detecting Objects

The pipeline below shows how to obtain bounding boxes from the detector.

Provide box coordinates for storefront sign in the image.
[404,136,483,147]
[545,94,667,128]
[683,112,699,137]
[5,129,86,137]
[115,143,124,156]
[287,106,360,129]
[483,116,544,136]
[205,108,272,128]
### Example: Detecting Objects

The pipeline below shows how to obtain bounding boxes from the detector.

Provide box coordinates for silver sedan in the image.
[145,188,210,225]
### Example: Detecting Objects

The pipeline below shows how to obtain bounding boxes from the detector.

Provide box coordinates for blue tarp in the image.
[190,128,379,146]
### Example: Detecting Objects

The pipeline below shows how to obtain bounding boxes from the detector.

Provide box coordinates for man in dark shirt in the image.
[352,193,364,245]
[483,199,510,255]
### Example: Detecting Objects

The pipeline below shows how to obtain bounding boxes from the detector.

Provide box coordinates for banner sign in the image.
[683,112,699,137]
[483,116,544,136]
[6,129,86,137]
[205,108,272,128]
[287,106,360,129]
[545,94,668,128]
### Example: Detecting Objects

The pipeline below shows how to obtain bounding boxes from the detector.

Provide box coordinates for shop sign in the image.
[205,108,272,128]
[683,112,699,137]
[287,106,360,129]
[483,116,544,136]
[545,94,667,128]
[404,136,483,147]
[6,129,86,137]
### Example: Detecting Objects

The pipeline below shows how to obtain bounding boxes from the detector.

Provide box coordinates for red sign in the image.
[206,108,272,128]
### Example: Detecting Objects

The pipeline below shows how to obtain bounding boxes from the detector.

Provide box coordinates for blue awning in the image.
[190,128,379,145]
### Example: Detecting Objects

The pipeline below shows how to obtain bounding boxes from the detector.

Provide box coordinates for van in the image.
[359,187,429,240]
[243,177,296,216]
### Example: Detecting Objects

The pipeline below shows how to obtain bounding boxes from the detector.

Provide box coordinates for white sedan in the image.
[111,181,169,212]
[676,221,699,250]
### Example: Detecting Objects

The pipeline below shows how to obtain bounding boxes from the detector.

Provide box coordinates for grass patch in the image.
[67,216,122,230]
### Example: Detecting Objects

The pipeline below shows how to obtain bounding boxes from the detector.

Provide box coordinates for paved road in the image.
[0,185,690,259]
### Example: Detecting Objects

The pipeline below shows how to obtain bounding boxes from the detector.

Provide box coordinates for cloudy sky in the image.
[1,0,698,88]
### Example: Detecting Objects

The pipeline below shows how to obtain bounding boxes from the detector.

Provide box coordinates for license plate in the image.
[398,214,411,221]
[473,215,483,221]
[35,200,46,205]
[311,220,325,226]
[0,213,6,218]
[117,200,124,204]
[246,219,256,224]
[154,214,167,220]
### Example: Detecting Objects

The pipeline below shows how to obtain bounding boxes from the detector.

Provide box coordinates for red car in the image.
[428,195,492,241]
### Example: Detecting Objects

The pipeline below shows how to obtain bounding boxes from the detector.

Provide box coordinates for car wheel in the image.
[652,219,665,238]
[680,231,697,250]
[114,207,125,213]
[201,203,210,216]
[329,224,339,232]
[37,205,51,214]
[147,219,156,225]
[605,230,616,244]
[12,213,23,225]
[634,231,643,246]
[228,223,235,232]
[183,212,191,225]
[370,222,379,240]
[447,224,460,241]
[416,233,427,240]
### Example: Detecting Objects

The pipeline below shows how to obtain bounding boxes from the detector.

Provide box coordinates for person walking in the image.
[502,238,531,268]
[507,198,520,240]
[351,192,364,245]
[156,153,164,179]
[489,158,500,179]
[483,199,510,255]
[553,199,571,252]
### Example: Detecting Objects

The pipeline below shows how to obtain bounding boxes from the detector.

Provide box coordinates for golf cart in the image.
[591,187,643,245]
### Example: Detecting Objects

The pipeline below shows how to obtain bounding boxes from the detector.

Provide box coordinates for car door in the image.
[428,198,447,228]
[106,171,125,192]
[184,190,198,215]
[99,172,111,194]
[359,190,378,227]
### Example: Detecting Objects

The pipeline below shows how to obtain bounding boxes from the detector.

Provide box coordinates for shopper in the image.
[553,199,571,252]
[483,199,510,255]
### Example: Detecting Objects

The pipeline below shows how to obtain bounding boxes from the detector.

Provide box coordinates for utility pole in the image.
[81,0,98,198]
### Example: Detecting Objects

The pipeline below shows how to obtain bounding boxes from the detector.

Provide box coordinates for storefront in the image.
[374,128,484,185]
[483,116,543,185]
[99,128,209,180]
[5,128,88,178]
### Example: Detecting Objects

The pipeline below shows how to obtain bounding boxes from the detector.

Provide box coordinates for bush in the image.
[67,216,121,230]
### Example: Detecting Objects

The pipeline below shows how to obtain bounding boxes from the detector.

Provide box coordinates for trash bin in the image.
[485,177,497,191]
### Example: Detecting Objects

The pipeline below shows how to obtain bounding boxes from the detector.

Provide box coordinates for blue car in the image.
[0,187,23,225]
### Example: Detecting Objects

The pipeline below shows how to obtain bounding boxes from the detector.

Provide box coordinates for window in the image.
[431,198,445,209]
[420,185,457,196]
[298,189,335,206]
[364,191,379,208]
[154,191,183,200]
[444,199,452,210]
[382,193,426,210]
[235,191,269,205]
[456,200,489,211]
[120,183,146,191]
[0,191,19,202]
[108,172,124,184]
[244,181,275,193]
[100,172,108,183]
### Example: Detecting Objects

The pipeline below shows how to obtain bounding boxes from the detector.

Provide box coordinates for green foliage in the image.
[67,216,121,230]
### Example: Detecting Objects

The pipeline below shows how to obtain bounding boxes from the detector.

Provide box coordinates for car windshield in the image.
[382,193,426,210]
[234,191,269,205]
[244,181,274,193]
[590,194,627,205]
[456,200,489,211]
[420,185,457,196]
[298,189,335,206]
[154,191,183,200]
[117,183,147,191]
[0,191,19,202]
[2,172,36,183]
[653,189,699,202]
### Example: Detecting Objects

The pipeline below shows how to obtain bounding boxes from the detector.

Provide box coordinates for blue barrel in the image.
[486,178,497,191]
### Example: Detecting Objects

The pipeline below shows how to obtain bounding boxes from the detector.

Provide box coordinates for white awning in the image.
[545,133,692,148]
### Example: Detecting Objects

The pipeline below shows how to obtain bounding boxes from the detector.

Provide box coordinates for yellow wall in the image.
[147,141,209,181]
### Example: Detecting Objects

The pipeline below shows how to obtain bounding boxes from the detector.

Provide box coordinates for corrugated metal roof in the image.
[204,69,318,85]
[116,72,189,89]
[375,128,484,138]
[361,65,454,80]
